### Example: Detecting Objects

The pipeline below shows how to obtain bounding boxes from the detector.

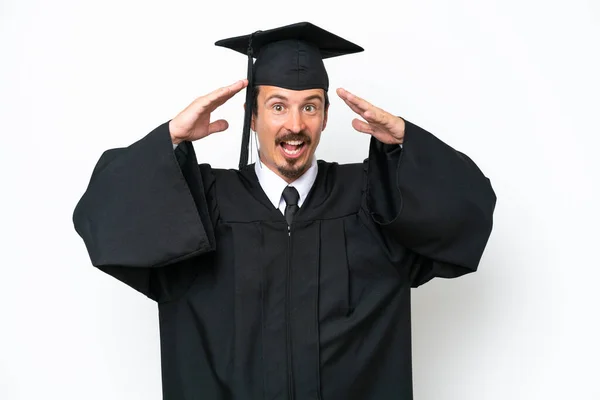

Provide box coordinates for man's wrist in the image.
[169,119,184,145]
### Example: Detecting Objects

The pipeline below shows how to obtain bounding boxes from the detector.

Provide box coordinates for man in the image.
[73,22,496,400]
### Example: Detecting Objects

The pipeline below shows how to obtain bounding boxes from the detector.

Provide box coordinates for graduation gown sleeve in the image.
[72,121,217,302]
[365,119,497,287]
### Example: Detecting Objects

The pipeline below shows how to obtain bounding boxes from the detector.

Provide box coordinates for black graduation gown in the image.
[73,119,496,400]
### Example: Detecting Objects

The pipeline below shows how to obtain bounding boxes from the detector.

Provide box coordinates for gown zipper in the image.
[286,223,294,399]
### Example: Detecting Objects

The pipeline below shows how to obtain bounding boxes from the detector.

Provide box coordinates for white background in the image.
[1,0,599,399]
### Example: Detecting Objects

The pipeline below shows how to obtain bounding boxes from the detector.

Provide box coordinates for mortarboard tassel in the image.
[238,31,259,170]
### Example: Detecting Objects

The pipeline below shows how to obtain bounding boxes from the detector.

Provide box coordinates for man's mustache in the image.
[275,132,312,145]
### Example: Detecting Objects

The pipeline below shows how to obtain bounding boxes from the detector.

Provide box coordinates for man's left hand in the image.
[336,88,405,145]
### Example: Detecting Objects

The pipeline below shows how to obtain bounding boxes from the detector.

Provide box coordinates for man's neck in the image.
[258,156,311,185]
[254,155,319,211]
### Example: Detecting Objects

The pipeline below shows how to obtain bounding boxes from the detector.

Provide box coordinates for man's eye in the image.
[273,104,284,112]
[305,105,316,112]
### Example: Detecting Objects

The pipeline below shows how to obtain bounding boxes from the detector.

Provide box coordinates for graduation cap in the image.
[215,22,364,169]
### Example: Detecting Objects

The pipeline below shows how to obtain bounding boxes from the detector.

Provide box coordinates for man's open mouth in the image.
[280,140,306,156]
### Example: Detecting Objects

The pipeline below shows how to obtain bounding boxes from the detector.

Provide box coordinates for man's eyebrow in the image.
[303,95,324,103]
[265,94,288,102]
[264,94,324,102]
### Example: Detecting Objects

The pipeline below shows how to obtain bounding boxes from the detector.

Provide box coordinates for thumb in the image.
[207,119,229,135]
[352,118,374,135]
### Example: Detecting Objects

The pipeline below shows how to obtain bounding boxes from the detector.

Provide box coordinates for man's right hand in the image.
[169,79,248,145]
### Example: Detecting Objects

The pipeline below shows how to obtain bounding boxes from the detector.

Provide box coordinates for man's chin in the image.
[276,159,310,180]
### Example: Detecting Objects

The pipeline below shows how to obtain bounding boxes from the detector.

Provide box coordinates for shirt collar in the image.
[254,157,318,209]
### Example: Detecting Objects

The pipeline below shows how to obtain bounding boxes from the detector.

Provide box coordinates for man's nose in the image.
[285,109,305,133]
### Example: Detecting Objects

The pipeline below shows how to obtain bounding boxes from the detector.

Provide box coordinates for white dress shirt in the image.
[254,158,318,215]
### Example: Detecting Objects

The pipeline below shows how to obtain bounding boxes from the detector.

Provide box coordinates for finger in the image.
[353,119,396,144]
[198,80,248,111]
[351,118,374,135]
[341,97,367,117]
[336,88,371,112]
[363,108,392,127]
[212,79,247,97]
[207,119,229,135]
[342,98,385,130]
[337,88,392,126]
[208,80,247,106]
[221,79,248,98]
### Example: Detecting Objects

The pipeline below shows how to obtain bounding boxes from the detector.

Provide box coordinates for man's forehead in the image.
[259,85,325,101]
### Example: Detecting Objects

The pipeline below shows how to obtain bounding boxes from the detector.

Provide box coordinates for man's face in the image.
[251,85,328,182]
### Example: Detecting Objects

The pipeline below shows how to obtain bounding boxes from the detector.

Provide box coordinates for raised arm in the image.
[337,88,496,287]
[72,80,248,301]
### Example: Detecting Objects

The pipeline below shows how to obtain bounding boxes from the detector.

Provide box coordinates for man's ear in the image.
[322,103,329,131]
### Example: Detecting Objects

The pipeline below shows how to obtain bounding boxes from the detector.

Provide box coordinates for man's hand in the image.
[169,79,248,145]
[336,88,405,145]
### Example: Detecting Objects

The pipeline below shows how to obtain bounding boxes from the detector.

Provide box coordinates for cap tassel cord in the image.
[239,31,260,170]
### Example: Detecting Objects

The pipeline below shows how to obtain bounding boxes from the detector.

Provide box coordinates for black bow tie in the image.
[282,186,300,226]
